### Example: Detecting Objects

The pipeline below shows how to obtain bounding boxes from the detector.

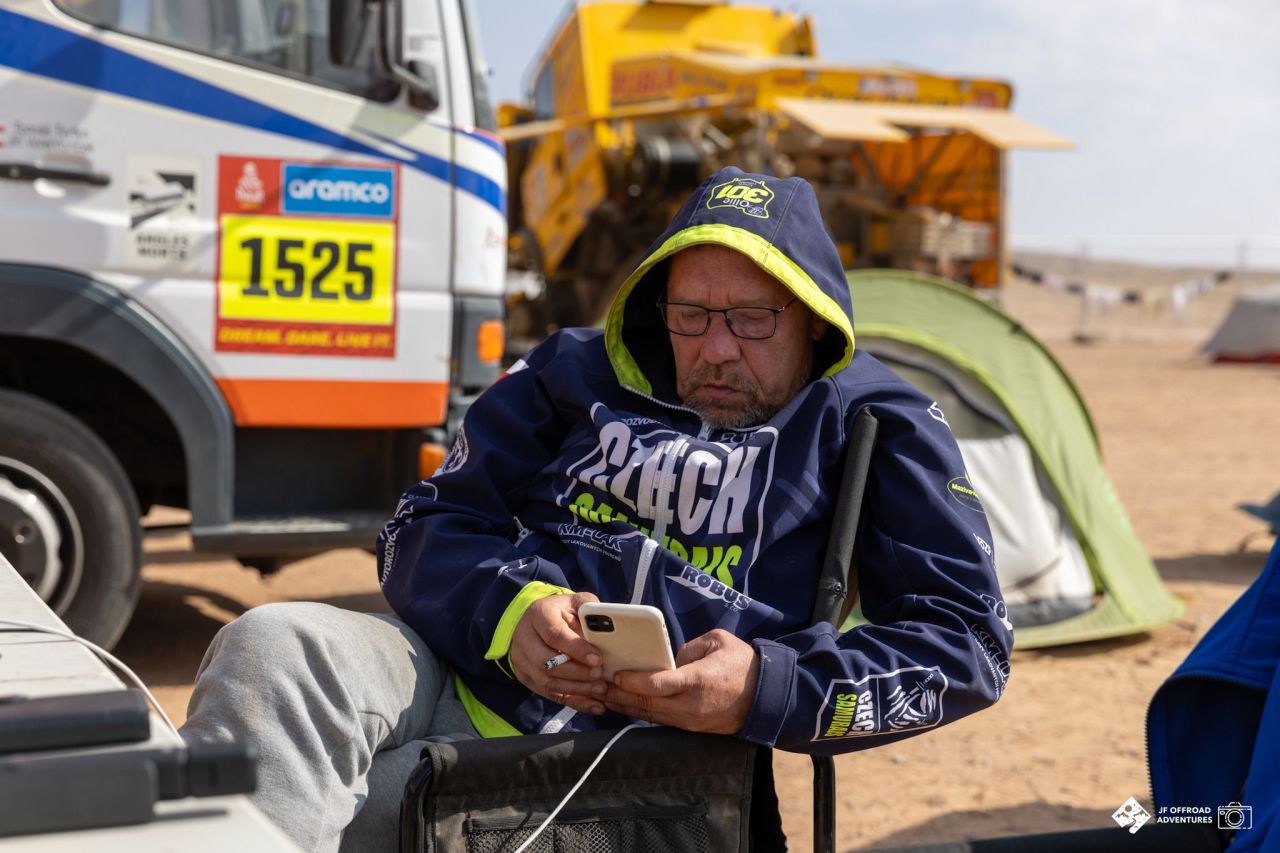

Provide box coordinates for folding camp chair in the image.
[398,410,880,853]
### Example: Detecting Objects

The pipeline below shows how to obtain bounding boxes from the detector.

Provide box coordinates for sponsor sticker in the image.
[610,61,678,105]
[281,163,395,219]
[557,523,624,557]
[1,119,93,154]
[215,156,398,358]
[947,475,985,513]
[706,177,775,219]
[814,666,947,741]
[671,564,752,611]
[124,155,200,270]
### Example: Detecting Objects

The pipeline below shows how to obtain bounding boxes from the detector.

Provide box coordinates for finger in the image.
[552,693,606,716]
[539,659,602,682]
[535,619,602,667]
[542,673,608,699]
[612,666,689,697]
[601,683,676,713]
[674,634,716,666]
[602,697,671,727]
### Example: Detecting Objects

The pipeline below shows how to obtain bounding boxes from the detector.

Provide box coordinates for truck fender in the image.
[0,264,233,529]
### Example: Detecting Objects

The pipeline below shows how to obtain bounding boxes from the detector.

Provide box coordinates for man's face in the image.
[667,244,825,429]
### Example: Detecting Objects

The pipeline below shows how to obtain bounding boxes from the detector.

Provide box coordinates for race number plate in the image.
[215,156,399,357]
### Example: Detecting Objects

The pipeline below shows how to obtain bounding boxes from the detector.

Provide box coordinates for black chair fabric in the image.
[400,727,755,853]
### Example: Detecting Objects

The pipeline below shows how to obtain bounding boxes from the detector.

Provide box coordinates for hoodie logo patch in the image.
[707,177,774,219]
[813,667,948,741]
[947,475,985,514]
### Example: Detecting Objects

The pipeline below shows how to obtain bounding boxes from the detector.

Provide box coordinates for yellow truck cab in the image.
[501,0,1070,342]
[0,0,506,646]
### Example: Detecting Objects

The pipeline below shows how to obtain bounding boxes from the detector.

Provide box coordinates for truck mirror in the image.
[329,0,374,67]
[379,0,440,112]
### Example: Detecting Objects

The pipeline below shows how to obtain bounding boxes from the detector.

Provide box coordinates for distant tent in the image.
[849,269,1182,648]
[1203,284,1280,363]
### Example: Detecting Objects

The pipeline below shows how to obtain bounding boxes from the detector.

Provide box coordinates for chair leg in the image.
[398,758,434,853]
[750,749,787,851]
[812,755,835,853]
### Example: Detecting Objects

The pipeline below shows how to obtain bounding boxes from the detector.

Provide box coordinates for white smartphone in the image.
[578,602,677,680]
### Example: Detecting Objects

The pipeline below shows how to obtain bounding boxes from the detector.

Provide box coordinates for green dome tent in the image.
[850,269,1181,648]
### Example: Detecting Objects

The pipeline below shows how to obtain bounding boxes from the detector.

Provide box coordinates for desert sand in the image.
[116,262,1280,850]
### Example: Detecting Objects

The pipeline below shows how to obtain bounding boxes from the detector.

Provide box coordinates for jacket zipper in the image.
[620,384,757,441]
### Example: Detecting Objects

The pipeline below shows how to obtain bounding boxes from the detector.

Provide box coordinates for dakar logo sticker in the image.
[814,666,947,740]
[947,475,985,514]
[706,177,774,219]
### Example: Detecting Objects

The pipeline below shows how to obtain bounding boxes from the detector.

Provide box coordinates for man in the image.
[182,167,1010,852]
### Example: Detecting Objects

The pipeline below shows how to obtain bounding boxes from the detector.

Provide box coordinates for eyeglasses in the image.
[657,296,799,340]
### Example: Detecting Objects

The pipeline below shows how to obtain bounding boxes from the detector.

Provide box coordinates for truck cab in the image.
[0,0,506,646]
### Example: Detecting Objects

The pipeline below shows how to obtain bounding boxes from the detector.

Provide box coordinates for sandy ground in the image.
[114,266,1280,850]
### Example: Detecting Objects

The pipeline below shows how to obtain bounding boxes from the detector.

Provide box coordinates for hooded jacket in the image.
[378,167,1011,755]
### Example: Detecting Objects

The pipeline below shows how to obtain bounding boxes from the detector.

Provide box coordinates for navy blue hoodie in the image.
[378,167,1011,754]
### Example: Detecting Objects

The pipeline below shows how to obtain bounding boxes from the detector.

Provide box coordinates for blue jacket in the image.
[1148,537,1280,850]
[377,167,1011,754]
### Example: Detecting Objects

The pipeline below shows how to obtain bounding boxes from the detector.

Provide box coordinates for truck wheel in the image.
[0,389,142,649]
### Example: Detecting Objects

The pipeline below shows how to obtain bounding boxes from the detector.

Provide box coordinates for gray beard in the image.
[684,398,775,430]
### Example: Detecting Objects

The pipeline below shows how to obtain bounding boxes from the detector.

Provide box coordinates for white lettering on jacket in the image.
[570,415,769,539]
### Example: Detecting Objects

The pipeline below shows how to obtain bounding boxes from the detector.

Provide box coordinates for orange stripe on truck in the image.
[216,378,449,429]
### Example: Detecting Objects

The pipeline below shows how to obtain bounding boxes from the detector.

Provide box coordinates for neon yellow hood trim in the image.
[603,223,856,394]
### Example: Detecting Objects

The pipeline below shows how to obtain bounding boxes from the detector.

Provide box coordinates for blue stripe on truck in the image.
[0,8,505,215]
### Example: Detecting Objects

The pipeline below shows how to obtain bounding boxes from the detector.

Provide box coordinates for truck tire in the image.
[0,389,142,649]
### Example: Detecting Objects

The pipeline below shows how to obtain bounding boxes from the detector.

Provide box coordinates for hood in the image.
[603,166,856,398]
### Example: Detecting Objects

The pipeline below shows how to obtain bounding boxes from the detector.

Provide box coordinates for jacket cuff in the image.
[737,639,797,748]
[484,580,574,662]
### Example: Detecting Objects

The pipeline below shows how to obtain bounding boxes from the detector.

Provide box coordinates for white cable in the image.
[511,722,645,853]
[0,618,180,737]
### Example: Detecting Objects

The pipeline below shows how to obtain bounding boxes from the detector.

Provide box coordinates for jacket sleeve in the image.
[737,396,1013,755]
[376,337,575,680]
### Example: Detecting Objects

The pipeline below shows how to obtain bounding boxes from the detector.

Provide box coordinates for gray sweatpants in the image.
[180,602,479,853]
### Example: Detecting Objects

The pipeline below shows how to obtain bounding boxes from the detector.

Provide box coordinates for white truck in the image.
[0,0,507,647]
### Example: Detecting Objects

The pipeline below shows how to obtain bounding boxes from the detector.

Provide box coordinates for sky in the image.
[473,0,1280,270]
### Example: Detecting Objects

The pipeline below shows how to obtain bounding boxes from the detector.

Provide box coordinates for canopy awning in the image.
[775,97,1074,150]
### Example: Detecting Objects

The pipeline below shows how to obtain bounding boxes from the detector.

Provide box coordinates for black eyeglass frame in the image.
[656,296,800,340]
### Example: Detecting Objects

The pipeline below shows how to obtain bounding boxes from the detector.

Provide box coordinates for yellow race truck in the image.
[500,0,1070,342]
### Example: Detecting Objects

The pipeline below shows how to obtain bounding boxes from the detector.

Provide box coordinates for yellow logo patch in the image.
[707,177,774,219]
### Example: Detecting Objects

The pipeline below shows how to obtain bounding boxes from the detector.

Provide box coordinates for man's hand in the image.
[601,629,760,734]
[510,591,608,715]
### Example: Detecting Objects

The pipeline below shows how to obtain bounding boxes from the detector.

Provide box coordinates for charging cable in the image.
[0,618,179,737]
[511,721,645,853]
